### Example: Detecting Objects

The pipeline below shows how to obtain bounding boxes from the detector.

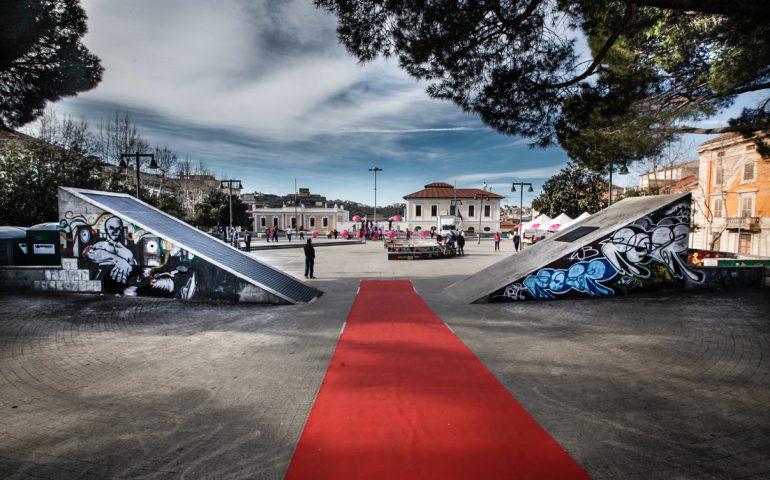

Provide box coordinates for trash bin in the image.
[0,226,28,266]
[26,222,61,266]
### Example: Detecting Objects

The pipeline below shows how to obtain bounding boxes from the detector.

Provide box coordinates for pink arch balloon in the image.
[311,230,319,238]
[352,215,361,222]
[341,230,350,239]
[392,215,401,221]
[386,230,396,238]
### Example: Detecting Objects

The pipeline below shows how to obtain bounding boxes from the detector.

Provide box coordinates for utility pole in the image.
[120,153,158,201]
[369,166,382,227]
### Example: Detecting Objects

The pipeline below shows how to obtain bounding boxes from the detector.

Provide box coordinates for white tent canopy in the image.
[523,214,551,231]
[563,212,591,229]
[542,213,573,232]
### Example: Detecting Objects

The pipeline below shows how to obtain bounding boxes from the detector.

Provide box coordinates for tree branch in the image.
[626,0,770,16]
[546,3,637,89]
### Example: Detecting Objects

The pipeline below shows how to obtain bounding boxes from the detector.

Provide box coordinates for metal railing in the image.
[725,217,760,232]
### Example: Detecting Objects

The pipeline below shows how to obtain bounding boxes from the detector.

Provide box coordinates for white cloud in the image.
[452,167,564,185]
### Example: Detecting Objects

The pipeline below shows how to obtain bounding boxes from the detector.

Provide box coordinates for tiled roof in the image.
[404,186,504,200]
[699,132,743,147]
[671,175,698,192]
[699,130,768,148]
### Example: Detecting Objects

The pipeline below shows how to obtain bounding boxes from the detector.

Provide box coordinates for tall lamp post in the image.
[473,192,490,244]
[369,166,382,227]
[120,153,158,201]
[511,182,534,237]
[219,179,243,236]
[608,162,630,206]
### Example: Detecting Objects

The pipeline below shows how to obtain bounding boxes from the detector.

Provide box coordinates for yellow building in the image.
[692,131,770,256]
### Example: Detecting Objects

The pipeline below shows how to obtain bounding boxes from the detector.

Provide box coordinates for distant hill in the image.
[328,200,405,219]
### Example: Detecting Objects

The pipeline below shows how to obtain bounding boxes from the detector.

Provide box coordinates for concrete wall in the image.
[0,258,101,293]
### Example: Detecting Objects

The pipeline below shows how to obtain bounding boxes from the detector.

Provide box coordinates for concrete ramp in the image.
[58,188,321,304]
[445,193,705,303]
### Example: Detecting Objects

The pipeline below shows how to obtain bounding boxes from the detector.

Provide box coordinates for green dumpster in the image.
[26,223,61,266]
[0,227,28,266]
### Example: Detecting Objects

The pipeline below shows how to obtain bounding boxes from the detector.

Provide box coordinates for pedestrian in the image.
[333,229,338,240]
[513,232,521,252]
[406,229,411,241]
[287,227,293,242]
[231,230,239,249]
[304,238,315,279]
[457,231,465,256]
[299,229,305,240]
[272,227,278,242]
[494,231,501,251]
[245,232,252,252]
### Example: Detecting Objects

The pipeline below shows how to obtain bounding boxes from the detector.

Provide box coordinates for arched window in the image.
[322,217,328,228]
[272,217,278,227]
[309,217,316,228]
[260,216,266,228]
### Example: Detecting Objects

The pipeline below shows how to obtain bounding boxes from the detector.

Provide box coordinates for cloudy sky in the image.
[54,0,745,207]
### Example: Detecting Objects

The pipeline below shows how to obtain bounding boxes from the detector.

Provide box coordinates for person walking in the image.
[333,229,338,240]
[231,230,239,249]
[457,231,465,256]
[513,231,521,252]
[494,231,501,251]
[244,232,252,252]
[304,238,316,279]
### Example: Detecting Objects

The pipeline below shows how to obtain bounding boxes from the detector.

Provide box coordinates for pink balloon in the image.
[355,231,362,238]
[311,230,319,238]
[341,230,350,239]
[420,230,428,238]
[387,230,396,238]
[352,215,361,222]
[392,215,401,221]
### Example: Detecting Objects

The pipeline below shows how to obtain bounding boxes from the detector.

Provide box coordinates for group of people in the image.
[222,229,252,252]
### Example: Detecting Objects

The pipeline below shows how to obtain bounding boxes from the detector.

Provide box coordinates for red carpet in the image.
[285,280,590,479]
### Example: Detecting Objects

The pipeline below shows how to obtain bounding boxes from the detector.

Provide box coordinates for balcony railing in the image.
[725,217,761,232]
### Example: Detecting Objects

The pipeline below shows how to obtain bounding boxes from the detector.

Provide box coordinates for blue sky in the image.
[52,0,758,207]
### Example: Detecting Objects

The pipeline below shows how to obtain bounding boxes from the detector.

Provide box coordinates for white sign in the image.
[33,243,56,255]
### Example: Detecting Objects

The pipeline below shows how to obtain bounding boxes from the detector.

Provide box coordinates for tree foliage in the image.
[193,191,249,230]
[0,138,102,225]
[531,162,606,217]
[316,0,770,167]
[0,0,103,128]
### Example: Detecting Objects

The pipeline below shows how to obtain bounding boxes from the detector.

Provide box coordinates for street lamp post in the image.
[369,166,382,227]
[473,192,490,244]
[119,152,158,201]
[219,179,243,236]
[511,182,534,237]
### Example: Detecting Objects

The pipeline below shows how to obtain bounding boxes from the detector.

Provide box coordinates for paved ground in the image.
[1,239,769,479]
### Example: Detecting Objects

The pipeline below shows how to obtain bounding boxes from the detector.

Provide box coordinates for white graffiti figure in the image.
[84,216,137,284]
[601,214,702,282]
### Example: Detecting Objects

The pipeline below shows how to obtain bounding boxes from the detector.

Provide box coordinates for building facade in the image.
[403,183,504,233]
[638,160,699,192]
[252,203,350,234]
[692,131,770,256]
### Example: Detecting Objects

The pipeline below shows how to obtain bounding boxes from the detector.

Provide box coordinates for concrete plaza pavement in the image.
[1,238,769,479]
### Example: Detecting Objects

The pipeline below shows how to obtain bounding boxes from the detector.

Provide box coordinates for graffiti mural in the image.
[58,210,257,300]
[492,198,706,301]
